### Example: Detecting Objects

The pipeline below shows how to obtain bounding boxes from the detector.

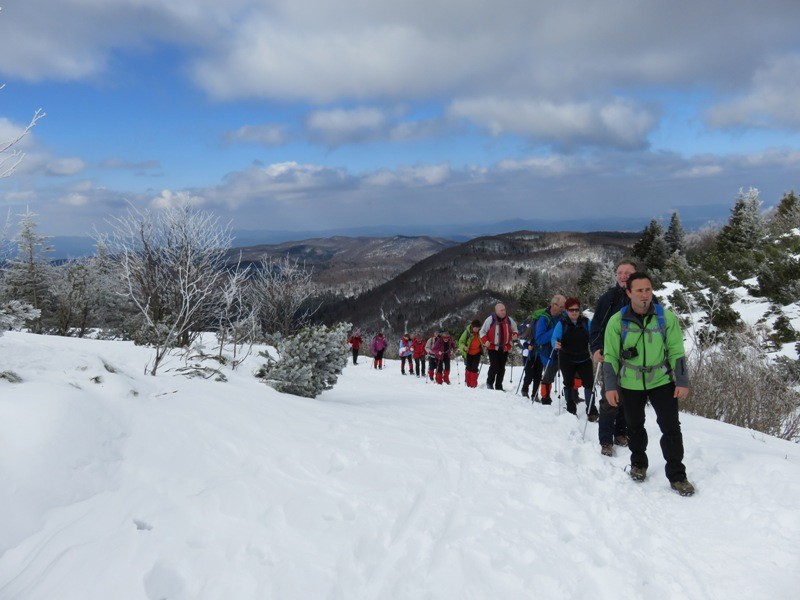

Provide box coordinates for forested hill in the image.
[316,230,638,338]
[227,235,457,297]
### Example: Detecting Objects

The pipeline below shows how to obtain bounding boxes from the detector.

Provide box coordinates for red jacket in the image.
[347,335,363,350]
[411,337,427,359]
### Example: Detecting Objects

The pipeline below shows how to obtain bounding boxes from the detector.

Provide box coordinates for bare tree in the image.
[214,260,260,368]
[101,203,232,375]
[250,255,318,337]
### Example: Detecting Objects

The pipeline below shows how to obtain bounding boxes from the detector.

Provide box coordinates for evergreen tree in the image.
[632,218,667,271]
[256,322,351,398]
[1,210,53,332]
[715,187,766,278]
[769,190,800,235]
[664,212,685,255]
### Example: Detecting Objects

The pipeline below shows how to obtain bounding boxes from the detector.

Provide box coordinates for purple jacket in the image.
[432,336,455,359]
[371,335,388,355]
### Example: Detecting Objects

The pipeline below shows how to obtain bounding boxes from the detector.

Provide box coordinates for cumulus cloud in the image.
[706,54,800,129]
[306,107,388,146]
[448,97,658,149]
[149,189,205,210]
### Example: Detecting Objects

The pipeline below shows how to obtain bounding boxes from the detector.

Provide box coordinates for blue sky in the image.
[1,0,799,239]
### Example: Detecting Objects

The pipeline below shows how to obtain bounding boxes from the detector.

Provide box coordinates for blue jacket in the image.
[534,309,558,362]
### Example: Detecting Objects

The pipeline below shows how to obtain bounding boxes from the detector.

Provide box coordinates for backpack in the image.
[619,303,671,384]
[619,304,667,347]
[521,307,549,347]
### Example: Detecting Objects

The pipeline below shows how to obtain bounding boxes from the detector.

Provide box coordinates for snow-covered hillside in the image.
[0,332,798,599]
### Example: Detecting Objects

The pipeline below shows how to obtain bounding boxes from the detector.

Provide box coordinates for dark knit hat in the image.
[471,319,481,328]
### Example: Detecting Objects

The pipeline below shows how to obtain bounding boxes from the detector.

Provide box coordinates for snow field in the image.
[0,332,798,599]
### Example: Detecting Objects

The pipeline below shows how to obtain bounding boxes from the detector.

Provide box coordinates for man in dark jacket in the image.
[589,259,636,456]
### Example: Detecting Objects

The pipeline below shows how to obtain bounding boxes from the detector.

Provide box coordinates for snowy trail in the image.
[0,333,798,599]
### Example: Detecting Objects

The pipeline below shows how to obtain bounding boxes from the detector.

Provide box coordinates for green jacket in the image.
[458,327,482,359]
[602,303,689,392]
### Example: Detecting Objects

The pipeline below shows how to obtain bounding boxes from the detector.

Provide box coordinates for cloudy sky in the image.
[0,0,799,239]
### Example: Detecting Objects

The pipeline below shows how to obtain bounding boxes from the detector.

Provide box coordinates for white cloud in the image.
[99,158,161,171]
[46,157,86,176]
[706,54,800,129]
[149,189,205,210]
[673,165,724,179]
[306,107,388,145]
[225,124,288,147]
[448,97,658,149]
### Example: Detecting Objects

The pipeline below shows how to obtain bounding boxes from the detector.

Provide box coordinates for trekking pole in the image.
[456,355,461,385]
[515,352,530,395]
[553,369,564,416]
[582,362,603,441]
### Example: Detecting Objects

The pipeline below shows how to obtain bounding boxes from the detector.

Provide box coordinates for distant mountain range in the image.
[46,206,726,259]
[315,230,639,337]
[228,235,457,297]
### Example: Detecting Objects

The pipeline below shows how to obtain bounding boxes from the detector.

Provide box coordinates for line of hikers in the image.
[346,260,695,496]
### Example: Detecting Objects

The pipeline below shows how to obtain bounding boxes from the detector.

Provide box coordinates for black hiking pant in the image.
[560,359,594,414]
[351,347,359,365]
[597,367,627,445]
[464,352,481,373]
[486,349,509,389]
[521,353,543,396]
[401,355,414,373]
[621,383,686,482]
[414,356,425,375]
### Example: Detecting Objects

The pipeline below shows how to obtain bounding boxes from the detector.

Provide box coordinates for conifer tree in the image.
[716,187,766,278]
[664,212,685,255]
[257,322,351,398]
[1,210,52,332]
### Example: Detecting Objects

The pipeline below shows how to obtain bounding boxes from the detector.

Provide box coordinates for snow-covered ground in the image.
[0,331,798,599]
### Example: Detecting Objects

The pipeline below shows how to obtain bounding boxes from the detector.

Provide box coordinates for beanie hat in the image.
[471,319,481,328]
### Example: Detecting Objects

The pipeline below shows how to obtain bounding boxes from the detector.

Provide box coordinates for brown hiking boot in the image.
[587,413,599,422]
[601,444,613,457]
[614,435,629,447]
[629,465,647,482]
[670,479,695,496]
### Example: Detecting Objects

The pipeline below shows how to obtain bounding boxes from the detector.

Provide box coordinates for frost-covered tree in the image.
[0,72,44,179]
[102,203,232,375]
[256,322,350,398]
[214,262,260,367]
[250,255,317,337]
[768,190,800,235]
[1,210,52,332]
[0,299,40,333]
[716,187,766,278]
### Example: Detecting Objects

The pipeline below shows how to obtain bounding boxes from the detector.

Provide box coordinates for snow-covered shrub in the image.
[256,322,350,398]
[0,299,41,333]
[685,326,800,441]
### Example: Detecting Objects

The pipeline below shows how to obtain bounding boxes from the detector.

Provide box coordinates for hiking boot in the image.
[495,384,504,391]
[521,387,529,398]
[541,397,552,405]
[601,444,613,457]
[629,465,647,482]
[670,479,695,497]
[587,413,599,422]
[614,435,629,447]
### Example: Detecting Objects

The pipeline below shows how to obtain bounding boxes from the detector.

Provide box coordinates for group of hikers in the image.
[346,260,695,496]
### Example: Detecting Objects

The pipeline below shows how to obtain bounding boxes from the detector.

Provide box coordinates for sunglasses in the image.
[567,308,581,312]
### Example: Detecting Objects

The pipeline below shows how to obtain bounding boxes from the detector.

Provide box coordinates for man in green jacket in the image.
[604,272,695,496]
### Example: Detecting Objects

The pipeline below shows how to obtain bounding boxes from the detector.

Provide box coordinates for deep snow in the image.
[0,331,798,599]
